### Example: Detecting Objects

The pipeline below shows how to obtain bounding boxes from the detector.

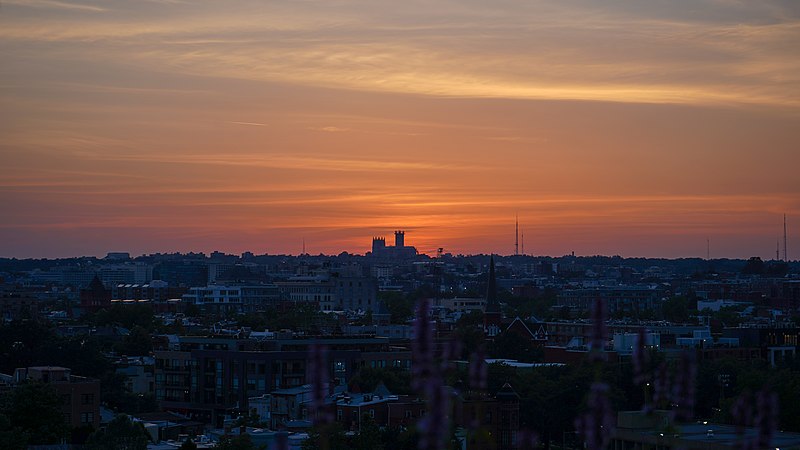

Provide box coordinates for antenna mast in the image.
[785,214,788,262]
[515,215,519,256]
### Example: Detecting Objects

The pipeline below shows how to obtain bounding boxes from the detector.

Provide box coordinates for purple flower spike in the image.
[588,297,608,361]
[517,429,539,450]
[755,388,779,449]
[272,431,289,450]
[576,382,615,450]
[671,351,697,420]
[653,361,670,410]
[418,384,450,450]
[632,328,649,386]
[731,391,752,436]
[412,298,436,393]
[441,338,462,374]
[308,343,331,425]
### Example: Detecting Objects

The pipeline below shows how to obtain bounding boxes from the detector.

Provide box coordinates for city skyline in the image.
[2,1,799,259]
[0,218,795,262]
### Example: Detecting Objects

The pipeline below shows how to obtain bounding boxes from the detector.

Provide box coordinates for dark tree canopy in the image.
[216,433,266,450]
[86,414,150,450]
[0,381,69,446]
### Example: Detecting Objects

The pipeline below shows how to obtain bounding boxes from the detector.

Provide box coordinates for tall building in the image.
[372,237,386,254]
[369,230,418,259]
[394,230,405,247]
[80,275,112,314]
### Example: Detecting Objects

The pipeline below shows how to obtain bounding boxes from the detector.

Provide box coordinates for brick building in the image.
[9,366,101,429]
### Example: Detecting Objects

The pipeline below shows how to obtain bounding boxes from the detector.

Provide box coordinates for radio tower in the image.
[515,215,519,256]
[785,214,788,262]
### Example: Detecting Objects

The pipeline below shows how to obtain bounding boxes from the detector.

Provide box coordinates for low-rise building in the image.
[336,391,393,432]
[182,285,281,315]
[115,356,155,395]
[154,335,400,427]
[6,366,101,429]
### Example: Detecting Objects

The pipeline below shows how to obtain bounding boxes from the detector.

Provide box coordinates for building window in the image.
[81,393,94,405]
[80,412,94,424]
[369,409,375,418]
[337,409,343,421]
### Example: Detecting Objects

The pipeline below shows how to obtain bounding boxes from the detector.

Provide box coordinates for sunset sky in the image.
[1,0,798,259]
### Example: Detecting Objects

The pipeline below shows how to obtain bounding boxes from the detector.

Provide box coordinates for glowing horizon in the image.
[1,1,799,259]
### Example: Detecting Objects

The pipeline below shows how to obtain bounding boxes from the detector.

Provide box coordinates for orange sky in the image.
[1,0,799,258]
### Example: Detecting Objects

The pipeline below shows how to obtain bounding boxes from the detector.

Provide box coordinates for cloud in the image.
[4,0,107,12]
[314,126,350,132]
[1,1,798,107]
[227,121,268,127]
[59,151,481,172]
[1,0,799,258]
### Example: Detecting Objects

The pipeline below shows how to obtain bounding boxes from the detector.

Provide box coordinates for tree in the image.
[1,381,69,445]
[490,331,543,363]
[302,422,349,450]
[353,310,374,326]
[713,308,744,329]
[215,433,266,450]
[0,410,29,450]
[741,257,765,275]
[349,367,411,395]
[452,310,485,359]
[178,438,198,450]
[264,304,335,334]
[116,325,153,356]
[0,320,58,374]
[236,313,268,331]
[378,291,414,324]
[233,410,267,429]
[381,426,418,450]
[661,296,694,323]
[353,415,383,450]
[70,424,96,445]
[86,414,150,450]
[184,303,201,317]
[765,261,789,277]
[89,304,157,332]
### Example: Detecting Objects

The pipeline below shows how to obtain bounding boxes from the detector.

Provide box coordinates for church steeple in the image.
[484,255,502,336]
